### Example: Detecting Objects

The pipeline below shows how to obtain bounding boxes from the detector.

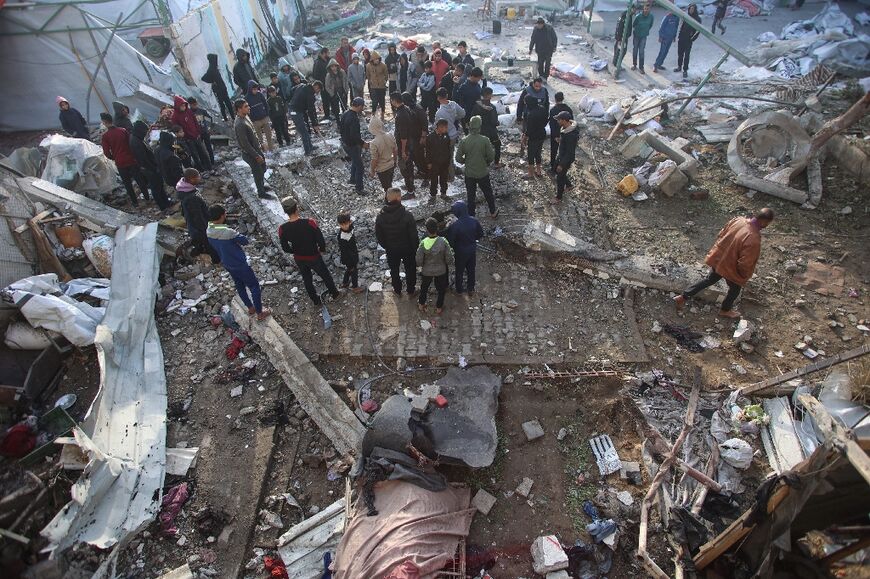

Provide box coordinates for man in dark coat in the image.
[289,80,321,155]
[157,131,184,189]
[201,53,234,121]
[529,17,558,79]
[232,48,258,95]
[471,87,501,167]
[57,96,89,139]
[101,112,149,206]
[340,97,367,194]
[112,101,134,134]
[552,111,580,204]
[548,92,573,171]
[375,188,419,296]
[312,48,333,120]
[445,200,483,295]
[129,120,171,210]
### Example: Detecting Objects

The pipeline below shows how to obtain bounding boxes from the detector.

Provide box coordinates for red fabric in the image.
[264,556,289,579]
[431,57,449,87]
[384,561,421,579]
[0,423,36,458]
[335,45,356,70]
[101,126,136,167]
[226,335,246,360]
[159,482,190,535]
[170,95,201,139]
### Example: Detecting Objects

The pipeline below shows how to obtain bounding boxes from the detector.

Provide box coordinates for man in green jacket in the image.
[631,3,655,74]
[455,116,498,218]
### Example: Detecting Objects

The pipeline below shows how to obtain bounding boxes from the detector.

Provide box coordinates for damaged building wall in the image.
[0,2,172,131]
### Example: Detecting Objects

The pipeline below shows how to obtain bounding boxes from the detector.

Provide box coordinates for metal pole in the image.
[651,0,751,66]
[613,0,634,79]
[675,51,728,117]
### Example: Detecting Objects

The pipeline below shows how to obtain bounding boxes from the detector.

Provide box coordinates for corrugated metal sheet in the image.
[41,223,167,556]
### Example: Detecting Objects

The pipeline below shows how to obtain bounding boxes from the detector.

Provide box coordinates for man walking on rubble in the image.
[375,187,419,297]
[552,111,579,204]
[456,116,497,218]
[674,208,774,319]
[340,97,367,195]
[233,99,273,199]
[548,92,572,172]
[529,17,557,80]
[279,199,341,305]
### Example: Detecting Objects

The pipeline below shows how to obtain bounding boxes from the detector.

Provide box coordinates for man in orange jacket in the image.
[674,208,774,319]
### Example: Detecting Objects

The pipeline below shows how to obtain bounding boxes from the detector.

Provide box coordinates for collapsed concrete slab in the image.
[521,220,625,262]
[620,129,700,179]
[230,298,364,456]
[727,111,818,206]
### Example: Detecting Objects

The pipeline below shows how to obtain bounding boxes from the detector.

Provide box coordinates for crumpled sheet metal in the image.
[42,223,167,556]
[5,273,106,346]
[726,110,817,205]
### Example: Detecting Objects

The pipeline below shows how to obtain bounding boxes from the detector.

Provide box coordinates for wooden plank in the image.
[231,299,364,456]
[762,397,807,474]
[16,177,184,254]
[740,344,870,396]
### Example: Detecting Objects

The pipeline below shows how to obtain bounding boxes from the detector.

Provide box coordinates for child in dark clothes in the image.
[337,211,363,293]
[266,86,291,147]
[426,119,452,200]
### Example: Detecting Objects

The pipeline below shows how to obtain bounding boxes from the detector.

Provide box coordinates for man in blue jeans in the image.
[340,97,367,194]
[207,204,271,320]
[289,80,322,155]
[631,3,655,74]
[653,11,679,73]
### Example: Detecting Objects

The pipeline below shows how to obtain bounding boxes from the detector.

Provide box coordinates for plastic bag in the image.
[4,322,55,350]
[578,95,605,117]
[83,235,114,278]
[39,134,117,197]
[719,438,753,469]
[648,160,677,188]
[603,103,622,123]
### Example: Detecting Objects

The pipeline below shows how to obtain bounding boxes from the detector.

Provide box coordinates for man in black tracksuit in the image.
[553,111,580,203]
[426,119,452,199]
[340,97,366,194]
[529,17,558,79]
[375,188,419,295]
[391,92,416,196]
[471,87,501,167]
[129,121,171,211]
[278,199,339,305]
[548,92,573,172]
[402,92,430,182]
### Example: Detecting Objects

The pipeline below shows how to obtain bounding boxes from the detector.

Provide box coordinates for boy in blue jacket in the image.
[445,200,483,296]
[207,204,271,320]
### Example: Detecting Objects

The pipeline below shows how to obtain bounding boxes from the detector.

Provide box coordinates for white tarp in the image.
[39,134,118,196]
[42,223,167,558]
[5,273,106,346]
[0,2,171,131]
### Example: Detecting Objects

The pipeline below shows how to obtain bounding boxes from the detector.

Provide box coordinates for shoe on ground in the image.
[490,208,500,218]
[351,287,364,294]
[440,192,448,199]
[673,295,686,309]
[401,192,416,200]
[247,306,256,315]
[639,68,646,74]
[718,309,741,319]
[418,303,427,312]
[264,184,273,191]
[631,65,637,70]
[673,67,681,72]
[435,307,443,315]
[548,198,561,205]
[258,192,275,199]
[683,71,688,79]
[256,308,272,321]
[331,291,342,300]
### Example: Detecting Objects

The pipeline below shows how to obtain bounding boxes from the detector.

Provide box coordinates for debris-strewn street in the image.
[1,0,868,577]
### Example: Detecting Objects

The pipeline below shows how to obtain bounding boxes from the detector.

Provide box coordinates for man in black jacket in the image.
[201,53,234,121]
[402,92,429,184]
[552,111,579,204]
[157,131,185,189]
[278,199,340,305]
[312,48,333,120]
[233,48,257,95]
[340,97,367,194]
[130,121,171,211]
[548,92,573,172]
[375,188,419,295]
[290,81,321,155]
[391,92,416,197]
[529,17,558,79]
[471,87,501,167]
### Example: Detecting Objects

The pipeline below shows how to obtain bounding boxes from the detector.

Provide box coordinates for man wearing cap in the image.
[340,97,368,194]
[529,17,558,80]
[552,111,579,204]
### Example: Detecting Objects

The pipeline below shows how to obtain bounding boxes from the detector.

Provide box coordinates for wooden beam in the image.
[231,299,364,456]
[14,177,184,255]
[798,395,870,488]
[819,535,870,567]
[740,344,870,396]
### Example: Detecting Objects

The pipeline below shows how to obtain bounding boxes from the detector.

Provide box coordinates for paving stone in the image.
[471,489,497,515]
[522,419,545,441]
[516,477,534,498]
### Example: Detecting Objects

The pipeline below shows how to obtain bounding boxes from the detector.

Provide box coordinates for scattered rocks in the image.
[521,419,545,441]
[471,489,497,515]
[515,477,534,498]
[531,535,569,574]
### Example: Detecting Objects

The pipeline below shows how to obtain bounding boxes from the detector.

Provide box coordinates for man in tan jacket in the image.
[368,116,397,191]
[366,50,388,120]
[674,208,774,319]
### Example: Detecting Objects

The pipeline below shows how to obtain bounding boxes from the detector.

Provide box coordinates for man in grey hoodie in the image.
[347,54,366,101]
[434,87,465,179]
[233,99,273,199]
[416,217,453,314]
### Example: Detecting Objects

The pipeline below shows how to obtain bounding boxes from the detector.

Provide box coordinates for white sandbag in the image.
[497,114,516,126]
[553,62,574,73]
[648,160,677,188]
[64,278,111,301]
[756,31,778,42]
[719,438,753,470]
[633,161,654,186]
[578,95,605,117]
[569,63,587,78]
[639,119,664,132]
[4,321,56,350]
[39,134,117,197]
[501,91,522,105]
[83,235,114,278]
[603,103,622,122]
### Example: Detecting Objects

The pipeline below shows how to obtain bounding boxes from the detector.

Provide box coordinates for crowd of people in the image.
[52,15,770,322]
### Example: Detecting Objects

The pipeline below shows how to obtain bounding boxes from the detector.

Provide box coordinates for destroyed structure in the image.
[0,0,868,577]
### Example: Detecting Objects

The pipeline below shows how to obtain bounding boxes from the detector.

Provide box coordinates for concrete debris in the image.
[521,220,625,261]
[522,419,545,441]
[531,535,569,575]
[616,490,634,506]
[732,319,755,344]
[515,477,534,498]
[589,434,622,476]
[471,489,497,515]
